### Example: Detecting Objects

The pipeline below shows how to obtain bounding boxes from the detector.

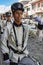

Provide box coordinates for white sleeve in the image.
[1,27,9,54]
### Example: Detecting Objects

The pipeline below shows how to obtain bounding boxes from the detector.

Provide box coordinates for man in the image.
[1,12,12,65]
[38,17,43,42]
[1,14,6,27]
[1,12,11,28]
[1,2,29,65]
[0,24,3,65]
[5,12,11,25]
[34,15,43,42]
[2,14,6,20]
[5,12,11,21]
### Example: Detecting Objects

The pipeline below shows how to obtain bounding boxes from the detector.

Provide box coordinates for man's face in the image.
[2,15,6,20]
[6,16,11,21]
[13,10,23,22]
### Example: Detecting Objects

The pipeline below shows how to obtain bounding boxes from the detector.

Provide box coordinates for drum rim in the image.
[18,56,40,65]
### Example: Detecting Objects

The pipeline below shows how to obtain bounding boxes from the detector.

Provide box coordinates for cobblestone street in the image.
[27,36,43,65]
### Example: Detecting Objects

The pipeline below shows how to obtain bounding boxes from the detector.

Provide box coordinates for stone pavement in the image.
[27,35,43,65]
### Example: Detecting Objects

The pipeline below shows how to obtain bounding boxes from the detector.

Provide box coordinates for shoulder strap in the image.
[13,24,18,47]
[13,23,25,48]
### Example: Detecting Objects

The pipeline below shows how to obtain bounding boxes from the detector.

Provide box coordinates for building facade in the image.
[19,0,43,18]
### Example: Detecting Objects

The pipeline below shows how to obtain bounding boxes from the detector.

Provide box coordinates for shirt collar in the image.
[13,21,22,27]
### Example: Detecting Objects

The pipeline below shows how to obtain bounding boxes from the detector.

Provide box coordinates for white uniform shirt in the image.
[1,23,29,63]
[14,26,23,45]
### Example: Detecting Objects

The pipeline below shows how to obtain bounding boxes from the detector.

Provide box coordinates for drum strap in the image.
[7,39,26,54]
[8,46,26,54]
[13,22,25,48]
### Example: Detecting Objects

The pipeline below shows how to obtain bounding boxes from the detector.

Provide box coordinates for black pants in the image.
[10,62,18,65]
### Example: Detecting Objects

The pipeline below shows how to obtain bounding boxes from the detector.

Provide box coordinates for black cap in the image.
[11,2,24,13]
[5,12,11,17]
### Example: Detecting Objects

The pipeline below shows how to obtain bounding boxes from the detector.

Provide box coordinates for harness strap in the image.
[13,23,25,48]
[8,46,26,54]
[13,24,18,47]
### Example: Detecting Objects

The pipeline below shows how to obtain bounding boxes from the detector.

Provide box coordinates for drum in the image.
[18,56,41,65]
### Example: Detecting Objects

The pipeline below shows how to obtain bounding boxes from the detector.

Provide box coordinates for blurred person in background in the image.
[34,15,43,42]
[0,12,12,65]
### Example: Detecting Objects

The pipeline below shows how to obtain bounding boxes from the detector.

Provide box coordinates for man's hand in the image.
[17,46,23,52]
